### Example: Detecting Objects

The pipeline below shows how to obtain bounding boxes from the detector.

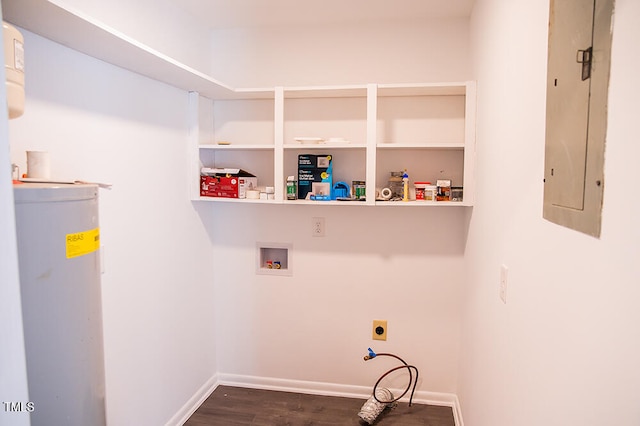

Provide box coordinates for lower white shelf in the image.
[195,196,471,206]
[373,201,471,207]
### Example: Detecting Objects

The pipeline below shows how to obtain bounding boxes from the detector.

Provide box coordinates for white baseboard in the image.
[451,394,464,426]
[166,373,465,426]
[165,374,218,426]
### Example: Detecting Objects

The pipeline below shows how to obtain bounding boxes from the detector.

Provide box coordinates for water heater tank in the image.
[3,21,24,119]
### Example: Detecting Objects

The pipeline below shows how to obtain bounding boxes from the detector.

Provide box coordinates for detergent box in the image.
[297,154,333,200]
[200,168,258,199]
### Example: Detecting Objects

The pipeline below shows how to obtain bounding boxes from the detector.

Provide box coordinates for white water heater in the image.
[3,21,25,118]
[13,183,106,426]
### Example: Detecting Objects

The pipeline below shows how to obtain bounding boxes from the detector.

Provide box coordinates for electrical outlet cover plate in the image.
[372,320,387,341]
[500,264,508,304]
[312,217,325,237]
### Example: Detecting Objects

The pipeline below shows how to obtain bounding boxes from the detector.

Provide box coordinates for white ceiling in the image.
[171,0,475,30]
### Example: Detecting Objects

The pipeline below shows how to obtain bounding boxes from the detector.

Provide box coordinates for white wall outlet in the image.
[500,264,508,304]
[312,217,325,237]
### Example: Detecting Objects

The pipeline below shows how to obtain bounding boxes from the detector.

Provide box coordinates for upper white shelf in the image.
[283,85,368,99]
[2,0,471,102]
[2,0,273,100]
[200,144,275,150]
[284,143,367,149]
[376,142,465,149]
[377,83,467,96]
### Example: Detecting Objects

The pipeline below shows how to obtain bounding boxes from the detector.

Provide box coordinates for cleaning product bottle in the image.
[402,170,409,202]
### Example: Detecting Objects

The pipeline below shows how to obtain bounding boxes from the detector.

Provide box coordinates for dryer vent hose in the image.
[357,348,419,424]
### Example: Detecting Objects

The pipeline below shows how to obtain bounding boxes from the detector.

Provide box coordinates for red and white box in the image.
[200,168,258,199]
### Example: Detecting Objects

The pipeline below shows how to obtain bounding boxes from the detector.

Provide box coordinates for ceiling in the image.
[171,0,475,30]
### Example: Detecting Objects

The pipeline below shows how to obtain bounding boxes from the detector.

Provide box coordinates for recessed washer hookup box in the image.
[297,154,333,200]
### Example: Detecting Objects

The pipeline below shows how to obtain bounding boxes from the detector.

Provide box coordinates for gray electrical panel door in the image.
[543,0,614,237]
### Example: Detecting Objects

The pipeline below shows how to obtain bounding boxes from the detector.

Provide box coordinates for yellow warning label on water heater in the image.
[66,228,100,259]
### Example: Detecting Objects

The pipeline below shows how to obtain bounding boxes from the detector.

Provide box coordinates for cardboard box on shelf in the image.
[298,154,333,199]
[200,168,258,199]
[436,179,451,201]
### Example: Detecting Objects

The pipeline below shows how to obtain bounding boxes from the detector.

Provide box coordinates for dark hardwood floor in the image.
[184,385,455,426]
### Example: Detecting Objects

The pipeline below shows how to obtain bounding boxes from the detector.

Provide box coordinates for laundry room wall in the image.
[459,0,640,425]
[202,19,473,398]
[208,18,470,87]
[59,0,214,75]
[0,6,29,425]
[5,4,474,424]
[7,29,217,425]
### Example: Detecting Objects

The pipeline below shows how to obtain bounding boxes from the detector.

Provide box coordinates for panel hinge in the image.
[576,47,592,81]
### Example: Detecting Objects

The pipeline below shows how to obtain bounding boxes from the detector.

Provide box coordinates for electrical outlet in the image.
[372,320,387,341]
[500,264,508,304]
[312,217,325,237]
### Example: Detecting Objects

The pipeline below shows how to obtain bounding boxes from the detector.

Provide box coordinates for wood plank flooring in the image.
[185,385,455,426]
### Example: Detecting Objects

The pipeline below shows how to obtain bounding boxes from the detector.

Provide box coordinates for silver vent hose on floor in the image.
[357,348,419,425]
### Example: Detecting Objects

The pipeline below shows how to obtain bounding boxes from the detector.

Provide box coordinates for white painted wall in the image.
[213,203,468,395]
[205,20,472,397]
[0,7,30,426]
[459,0,640,425]
[8,30,217,425]
[2,9,472,425]
[5,1,640,424]
[208,19,470,87]
[58,0,214,75]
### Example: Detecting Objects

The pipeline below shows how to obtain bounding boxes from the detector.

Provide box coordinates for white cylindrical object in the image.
[246,189,260,199]
[380,187,392,200]
[14,183,106,426]
[3,21,25,119]
[26,150,50,179]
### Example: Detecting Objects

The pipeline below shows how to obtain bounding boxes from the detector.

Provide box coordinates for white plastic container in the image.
[414,182,437,201]
[26,150,50,179]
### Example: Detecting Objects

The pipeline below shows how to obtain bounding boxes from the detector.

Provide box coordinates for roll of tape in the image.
[26,150,50,179]
[380,187,392,200]
[246,190,260,199]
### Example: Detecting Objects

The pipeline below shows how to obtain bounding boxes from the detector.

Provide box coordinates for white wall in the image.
[459,0,640,425]
[8,30,217,425]
[209,19,470,87]
[3,9,473,424]
[59,0,214,75]
[6,1,640,424]
[205,20,472,398]
[213,204,468,395]
[0,7,30,426]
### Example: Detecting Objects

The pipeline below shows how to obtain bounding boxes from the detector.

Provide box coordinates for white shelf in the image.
[374,201,470,207]
[283,199,370,206]
[194,82,476,206]
[376,143,465,149]
[377,82,467,97]
[196,196,280,204]
[200,144,275,150]
[4,0,476,208]
[283,85,368,99]
[283,143,367,150]
[2,0,274,100]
